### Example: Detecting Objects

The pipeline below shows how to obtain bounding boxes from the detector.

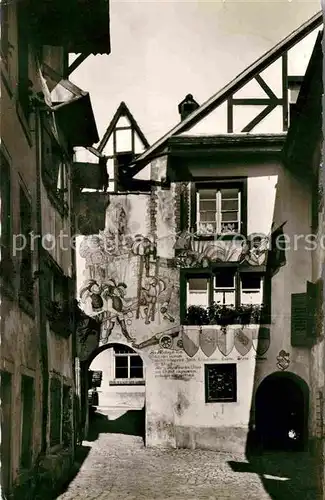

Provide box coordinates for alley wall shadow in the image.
[53,445,91,499]
[228,450,318,500]
[87,407,145,443]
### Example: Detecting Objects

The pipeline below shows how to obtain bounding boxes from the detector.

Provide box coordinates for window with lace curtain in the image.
[192,180,247,238]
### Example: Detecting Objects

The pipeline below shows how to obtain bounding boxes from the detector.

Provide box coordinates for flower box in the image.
[184,303,268,327]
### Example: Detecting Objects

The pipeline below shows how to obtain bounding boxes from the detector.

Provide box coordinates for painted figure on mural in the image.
[160,285,176,323]
[101,279,136,343]
[79,278,137,344]
[79,235,107,279]
[240,233,269,266]
[140,276,166,324]
[79,280,104,312]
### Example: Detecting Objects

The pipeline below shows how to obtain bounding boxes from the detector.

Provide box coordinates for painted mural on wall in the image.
[78,193,181,354]
[77,188,274,360]
[173,231,269,268]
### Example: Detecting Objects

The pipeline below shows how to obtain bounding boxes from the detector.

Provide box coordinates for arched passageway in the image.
[255,372,309,451]
[85,343,146,441]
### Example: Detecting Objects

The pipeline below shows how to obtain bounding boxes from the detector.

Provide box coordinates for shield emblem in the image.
[234,328,253,356]
[182,327,200,357]
[216,327,235,356]
[252,326,271,356]
[199,328,218,357]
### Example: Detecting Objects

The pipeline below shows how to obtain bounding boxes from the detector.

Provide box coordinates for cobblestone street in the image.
[56,411,318,500]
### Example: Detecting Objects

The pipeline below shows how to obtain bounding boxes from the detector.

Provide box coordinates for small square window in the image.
[205,364,237,403]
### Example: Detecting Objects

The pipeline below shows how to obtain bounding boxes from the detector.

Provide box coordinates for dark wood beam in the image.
[227,97,233,133]
[67,54,89,75]
[255,74,278,100]
[233,98,282,106]
[131,12,322,171]
[282,53,289,131]
[242,102,278,133]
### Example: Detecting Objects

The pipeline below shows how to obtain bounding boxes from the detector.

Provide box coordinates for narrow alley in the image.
[56,410,317,500]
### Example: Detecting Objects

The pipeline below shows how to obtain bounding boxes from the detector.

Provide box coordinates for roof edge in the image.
[130,12,322,174]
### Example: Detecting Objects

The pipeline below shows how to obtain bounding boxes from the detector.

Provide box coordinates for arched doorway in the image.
[86,343,146,441]
[255,372,309,451]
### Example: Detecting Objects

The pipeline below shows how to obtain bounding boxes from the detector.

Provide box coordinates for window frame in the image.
[113,348,144,385]
[191,179,247,239]
[180,266,270,323]
[205,363,237,403]
[41,118,70,217]
[43,253,69,304]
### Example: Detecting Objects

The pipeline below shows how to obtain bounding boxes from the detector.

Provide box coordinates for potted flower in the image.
[237,304,253,325]
[184,305,209,325]
[218,304,238,326]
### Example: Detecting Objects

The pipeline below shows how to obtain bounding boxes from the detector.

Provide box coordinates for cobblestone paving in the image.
[57,424,317,499]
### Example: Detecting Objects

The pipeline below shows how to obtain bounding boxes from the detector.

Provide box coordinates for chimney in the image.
[178,94,199,121]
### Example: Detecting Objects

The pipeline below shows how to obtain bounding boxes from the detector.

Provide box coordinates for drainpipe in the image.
[34,101,49,455]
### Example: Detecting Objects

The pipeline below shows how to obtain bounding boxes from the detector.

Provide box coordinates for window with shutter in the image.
[291,280,320,347]
[291,293,308,347]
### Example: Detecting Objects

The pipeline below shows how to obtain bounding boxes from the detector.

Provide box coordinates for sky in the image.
[70,0,321,147]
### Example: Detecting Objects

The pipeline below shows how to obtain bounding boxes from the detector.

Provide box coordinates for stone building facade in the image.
[0,1,110,497]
